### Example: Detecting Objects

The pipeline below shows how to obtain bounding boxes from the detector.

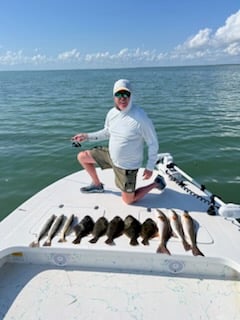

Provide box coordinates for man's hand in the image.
[142,169,153,180]
[71,133,88,142]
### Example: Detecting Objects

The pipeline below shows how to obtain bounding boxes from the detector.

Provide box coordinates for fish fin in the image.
[29,241,39,248]
[192,246,204,256]
[141,238,149,245]
[89,237,98,244]
[130,238,139,246]
[156,244,171,255]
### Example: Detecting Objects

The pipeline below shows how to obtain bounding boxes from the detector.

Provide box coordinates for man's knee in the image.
[77,150,95,165]
[77,151,83,163]
[121,192,136,205]
[77,150,88,163]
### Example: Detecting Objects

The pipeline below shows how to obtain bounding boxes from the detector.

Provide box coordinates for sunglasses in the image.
[114,91,131,98]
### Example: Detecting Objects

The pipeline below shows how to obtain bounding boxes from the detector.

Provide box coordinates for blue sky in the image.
[0,0,240,70]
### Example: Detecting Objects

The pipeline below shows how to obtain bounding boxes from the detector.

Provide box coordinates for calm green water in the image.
[0,65,240,220]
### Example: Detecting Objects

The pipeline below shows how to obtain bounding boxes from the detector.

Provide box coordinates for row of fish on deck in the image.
[30,209,204,256]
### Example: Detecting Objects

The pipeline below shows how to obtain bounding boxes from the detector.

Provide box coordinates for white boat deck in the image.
[1,262,239,320]
[0,166,240,319]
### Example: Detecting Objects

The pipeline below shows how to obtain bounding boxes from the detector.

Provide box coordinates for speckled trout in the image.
[29,214,56,247]
[43,214,65,246]
[58,214,75,242]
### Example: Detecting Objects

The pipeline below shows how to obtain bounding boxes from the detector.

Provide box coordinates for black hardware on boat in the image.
[165,162,220,213]
[207,204,217,215]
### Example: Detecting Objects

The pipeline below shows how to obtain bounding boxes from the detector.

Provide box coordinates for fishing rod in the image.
[173,164,240,219]
[156,153,240,219]
[71,140,82,148]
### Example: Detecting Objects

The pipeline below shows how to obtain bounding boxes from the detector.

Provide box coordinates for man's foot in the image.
[154,175,166,190]
[80,183,104,193]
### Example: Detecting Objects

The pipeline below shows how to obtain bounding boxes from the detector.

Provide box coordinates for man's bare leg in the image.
[77,151,102,186]
[78,151,164,202]
[121,182,159,205]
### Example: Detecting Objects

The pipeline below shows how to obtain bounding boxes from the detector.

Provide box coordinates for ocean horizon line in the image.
[0,63,239,73]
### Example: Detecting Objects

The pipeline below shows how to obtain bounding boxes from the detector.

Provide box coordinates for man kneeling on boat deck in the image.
[72,79,166,204]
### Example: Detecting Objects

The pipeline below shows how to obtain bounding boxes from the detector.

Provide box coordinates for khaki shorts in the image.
[90,146,138,193]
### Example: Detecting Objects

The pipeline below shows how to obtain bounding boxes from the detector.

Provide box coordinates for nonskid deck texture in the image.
[0,167,240,319]
[0,263,239,320]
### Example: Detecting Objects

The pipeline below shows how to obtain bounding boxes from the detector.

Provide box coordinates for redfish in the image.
[169,209,191,251]
[181,210,204,256]
[155,209,171,255]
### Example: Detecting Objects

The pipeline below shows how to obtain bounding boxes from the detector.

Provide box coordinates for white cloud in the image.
[57,49,80,61]
[31,54,48,63]
[224,42,240,56]
[0,10,240,69]
[118,48,128,57]
[185,28,212,49]
[0,50,24,65]
[215,10,240,43]
[85,51,110,62]
[83,48,159,65]
[173,10,240,63]
[0,50,50,66]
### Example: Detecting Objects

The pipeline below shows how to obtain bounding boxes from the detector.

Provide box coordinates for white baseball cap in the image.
[113,79,132,95]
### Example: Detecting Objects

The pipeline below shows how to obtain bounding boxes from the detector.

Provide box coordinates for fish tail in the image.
[141,238,149,245]
[130,238,139,246]
[89,237,98,244]
[156,244,171,255]
[183,240,191,251]
[192,246,204,256]
[58,238,66,243]
[72,237,81,244]
[29,241,39,248]
[105,238,114,245]
[43,240,51,247]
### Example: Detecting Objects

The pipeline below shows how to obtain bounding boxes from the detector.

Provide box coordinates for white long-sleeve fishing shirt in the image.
[87,103,159,171]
